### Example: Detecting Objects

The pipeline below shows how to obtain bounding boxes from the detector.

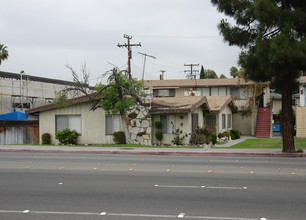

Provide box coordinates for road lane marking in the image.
[0,166,305,176]
[155,185,247,190]
[0,209,278,220]
[178,213,185,218]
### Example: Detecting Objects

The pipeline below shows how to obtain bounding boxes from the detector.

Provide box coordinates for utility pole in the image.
[184,63,199,79]
[138,52,156,80]
[117,34,141,80]
[160,70,166,80]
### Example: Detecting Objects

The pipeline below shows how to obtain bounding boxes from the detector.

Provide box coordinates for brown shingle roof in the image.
[205,96,235,113]
[25,93,98,114]
[151,96,236,114]
[151,96,206,114]
[144,78,256,88]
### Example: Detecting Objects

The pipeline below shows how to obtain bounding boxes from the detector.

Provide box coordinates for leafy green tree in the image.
[204,69,218,79]
[0,44,9,65]
[211,0,306,153]
[206,69,218,79]
[219,74,227,78]
[54,65,145,144]
[95,68,145,144]
[230,66,239,78]
[200,66,218,79]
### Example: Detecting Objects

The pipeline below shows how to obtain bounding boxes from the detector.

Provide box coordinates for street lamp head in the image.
[20,70,24,74]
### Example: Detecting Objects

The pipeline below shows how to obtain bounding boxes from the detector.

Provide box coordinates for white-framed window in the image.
[105,115,121,134]
[227,114,232,128]
[56,115,81,134]
[222,114,226,129]
[160,115,176,134]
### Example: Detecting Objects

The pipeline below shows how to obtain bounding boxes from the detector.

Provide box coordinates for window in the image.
[160,115,175,134]
[56,115,81,133]
[153,89,175,97]
[206,114,216,131]
[222,114,226,129]
[230,88,248,99]
[106,115,120,134]
[211,88,219,96]
[227,114,232,128]
[211,87,227,96]
[192,113,198,132]
[201,88,210,96]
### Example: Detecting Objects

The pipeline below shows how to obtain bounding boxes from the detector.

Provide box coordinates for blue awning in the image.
[0,111,29,120]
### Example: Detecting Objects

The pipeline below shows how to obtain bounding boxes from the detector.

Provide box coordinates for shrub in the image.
[195,134,206,144]
[225,132,231,138]
[55,129,78,145]
[210,132,217,145]
[218,132,225,139]
[231,133,236,140]
[190,133,206,145]
[155,130,163,142]
[41,133,51,145]
[231,129,241,139]
[296,148,304,153]
[171,128,188,145]
[113,131,126,144]
[155,121,162,129]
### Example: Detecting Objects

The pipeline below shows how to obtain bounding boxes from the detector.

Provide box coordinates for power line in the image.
[184,63,199,79]
[117,34,141,80]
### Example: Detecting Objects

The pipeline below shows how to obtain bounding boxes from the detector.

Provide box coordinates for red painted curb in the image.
[0,148,305,158]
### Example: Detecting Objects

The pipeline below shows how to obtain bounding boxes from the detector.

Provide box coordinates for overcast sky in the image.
[0,0,241,85]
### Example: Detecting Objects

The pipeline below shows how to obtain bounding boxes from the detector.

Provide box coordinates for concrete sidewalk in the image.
[0,136,304,158]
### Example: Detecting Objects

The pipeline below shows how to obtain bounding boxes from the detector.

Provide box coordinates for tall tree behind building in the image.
[0,44,9,65]
[211,0,306,153]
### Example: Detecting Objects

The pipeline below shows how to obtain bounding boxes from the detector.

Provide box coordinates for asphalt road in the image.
[0,152,305,220]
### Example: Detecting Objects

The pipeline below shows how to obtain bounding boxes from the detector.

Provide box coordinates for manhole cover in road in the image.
[120,148,135,150]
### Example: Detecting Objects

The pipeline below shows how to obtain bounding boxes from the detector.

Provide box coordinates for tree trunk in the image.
[120,111,131,144]
[281,78,295,153]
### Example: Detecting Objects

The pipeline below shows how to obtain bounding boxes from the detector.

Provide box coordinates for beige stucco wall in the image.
[217,105,232,134]
[272,99,282,115]
[152,107,206,145]
[39,102,117,145]
[232,112,253,135]
[296,107,306,138]
[152,113,191,145]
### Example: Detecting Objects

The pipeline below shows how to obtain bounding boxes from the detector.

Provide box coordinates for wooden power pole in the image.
[184,63,199,79]
[117,34,141,80]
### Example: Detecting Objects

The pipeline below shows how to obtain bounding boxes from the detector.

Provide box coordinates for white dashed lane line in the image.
[0,209,278,219]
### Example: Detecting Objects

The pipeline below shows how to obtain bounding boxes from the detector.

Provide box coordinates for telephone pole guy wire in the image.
[138,52,156,80]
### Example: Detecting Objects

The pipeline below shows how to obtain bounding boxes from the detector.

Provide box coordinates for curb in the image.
[0,148,305,158]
